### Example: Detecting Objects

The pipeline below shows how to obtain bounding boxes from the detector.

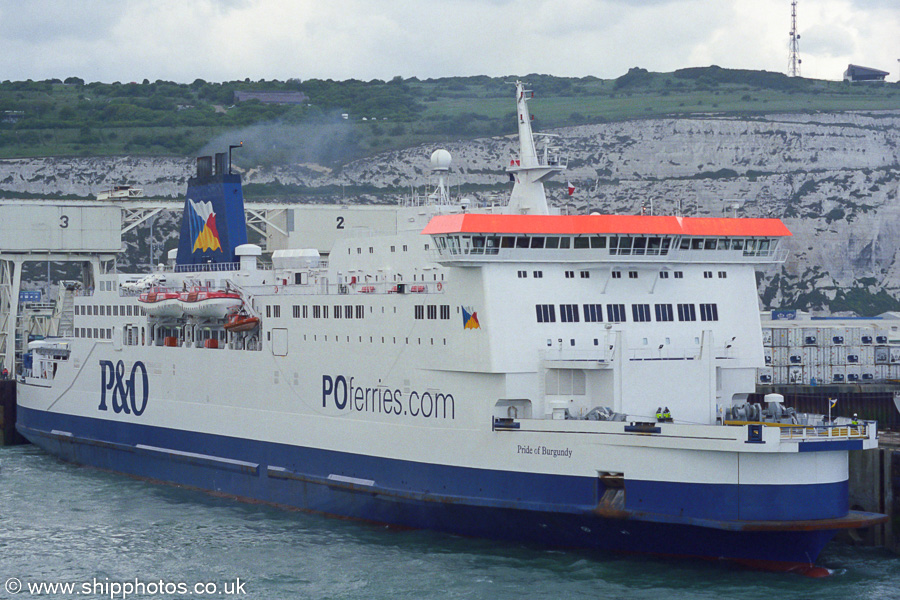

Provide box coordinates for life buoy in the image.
[274,286,279,294]
[437,282,443,291]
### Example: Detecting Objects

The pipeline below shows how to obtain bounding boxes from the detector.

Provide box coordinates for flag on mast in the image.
[567,181,575,196]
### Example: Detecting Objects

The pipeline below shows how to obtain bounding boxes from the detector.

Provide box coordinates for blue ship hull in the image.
[18,406,861,571]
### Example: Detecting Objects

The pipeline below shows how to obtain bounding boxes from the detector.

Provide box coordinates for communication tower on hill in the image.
[788,0,802,77]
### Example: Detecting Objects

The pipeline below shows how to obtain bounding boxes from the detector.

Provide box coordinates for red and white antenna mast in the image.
[788,0,801,77]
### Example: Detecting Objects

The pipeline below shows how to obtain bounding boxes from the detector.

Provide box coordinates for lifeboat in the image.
[359,285,376,293]
[180,288,242,319]
[223,313,260,332]
[137,288,183,318]
[409,285,426,293]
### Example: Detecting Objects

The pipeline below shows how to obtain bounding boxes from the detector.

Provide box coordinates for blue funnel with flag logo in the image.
[175,153,248,270]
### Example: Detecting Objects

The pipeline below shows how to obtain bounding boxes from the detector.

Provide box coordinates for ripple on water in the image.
[2,445,899,600]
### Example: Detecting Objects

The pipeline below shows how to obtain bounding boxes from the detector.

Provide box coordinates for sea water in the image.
[1,445,898,600]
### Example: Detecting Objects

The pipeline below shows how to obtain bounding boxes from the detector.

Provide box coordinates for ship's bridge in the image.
[421,213,791,265]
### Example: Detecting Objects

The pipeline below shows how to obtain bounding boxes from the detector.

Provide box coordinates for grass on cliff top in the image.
[1,67,898,165]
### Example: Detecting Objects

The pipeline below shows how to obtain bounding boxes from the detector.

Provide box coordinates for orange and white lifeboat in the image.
[137,287,183,318]
[180,287,243,319]
[223,313,260,332]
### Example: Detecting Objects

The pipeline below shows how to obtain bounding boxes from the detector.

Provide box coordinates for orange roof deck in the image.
[421,214,792,238]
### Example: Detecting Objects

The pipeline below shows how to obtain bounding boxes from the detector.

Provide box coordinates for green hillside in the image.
[1,67,898,165]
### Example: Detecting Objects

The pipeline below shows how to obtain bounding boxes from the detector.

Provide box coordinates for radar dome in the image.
[430,149,452,171]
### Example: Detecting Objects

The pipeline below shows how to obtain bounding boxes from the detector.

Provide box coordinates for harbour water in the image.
[1,445,898,600]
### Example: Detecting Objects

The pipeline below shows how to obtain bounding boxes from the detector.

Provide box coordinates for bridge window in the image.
[700,303,719,321]
[590,236,606,248]
[574,237,589,249]
[607,304,627,322]
[655,304,674,322]
[560,304,580,323]
[677,303,696,321]
[530,237,545,248]
[536,304,556,323]
[632,304,652,322]
[583,304,603,322]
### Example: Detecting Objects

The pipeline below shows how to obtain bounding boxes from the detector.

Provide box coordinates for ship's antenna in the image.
[788,1,801,77]
[505,81,566,215]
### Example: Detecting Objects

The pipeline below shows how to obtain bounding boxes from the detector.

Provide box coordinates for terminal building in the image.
[843,64,890,82]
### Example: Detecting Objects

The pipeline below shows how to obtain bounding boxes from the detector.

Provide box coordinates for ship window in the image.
[704,271,713,278]
[584,304,603,322]
[313,305,321,318]
[558,237,571,249]
[580,271,590,278]
[427,305,437,320]
[357,248,362,254]
[628,271,638,279]
[704,239,717,250]
[607,304,627,322]
[632,304,652,322]
[718,271,727,278]
[700,303,719,321]
[743,239,757,256]
[516,236,530,249]
[530,237,545,248]
[441,305,450,320]
[273,305,281,318]
[655,304,674,322]
[661,238,671,253]
[612,271,622,279]
[677,303,697,321]
[345,305,353,319]
[647,237,662,254]
[334,306,342,319]
[533,271,543,278]
[403,245,408,251]
[293,305,300,318]
[322,305,329,319]
[590,236,606,249]
[303,305,309,318]
[565,271,574,278]
[732,239,744,250]
[560,304,580,323]
[415,305,424,320]
[266,306,271,318]
[501,236,515,248]
[356,306,364,319]
[518,270,527,278]
[574,237,589,249]
[486,236,500,253]
[391,245,396,253]
[674,271,683,279]
[632,237,647,255]
[544,236,559,249]
[718,238,731,250]
[659,271,669,279]
[680,238,691,250]
[690,239,703,250]
[536,304,556,323]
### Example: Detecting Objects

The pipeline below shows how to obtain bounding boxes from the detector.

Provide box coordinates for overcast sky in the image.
[0,0,896,84]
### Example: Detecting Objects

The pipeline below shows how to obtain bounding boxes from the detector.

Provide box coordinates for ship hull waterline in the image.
[17,406,884,573]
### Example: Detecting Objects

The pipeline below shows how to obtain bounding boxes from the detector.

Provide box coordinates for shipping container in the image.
[788,366,804,384]
[875,346,890,365]
[847,327,862,346]
[773,347,790,367]
[758,367,774,384]
[774,366,791,385]
[846,346,861,364]
[788,346,803,364]
[808,364,827,385]
[830,346,847,365]
[860,331,874,345]
[761,328,773,346]
[862,346,876,366]
[831,366,846,383]
[876,365,891,381]
[846,365,861,383]
[801,328,819,346]
[787,328,803,347]
[890,347,900,364]
[772,328,789,347]
[763,347,773,366]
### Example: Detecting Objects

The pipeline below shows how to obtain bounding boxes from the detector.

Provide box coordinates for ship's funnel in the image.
[174,155,249,269]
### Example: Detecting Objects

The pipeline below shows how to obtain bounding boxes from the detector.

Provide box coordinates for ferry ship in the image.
[16,83,886,573]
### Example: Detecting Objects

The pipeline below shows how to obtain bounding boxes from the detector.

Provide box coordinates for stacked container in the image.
[758,319,900,386]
